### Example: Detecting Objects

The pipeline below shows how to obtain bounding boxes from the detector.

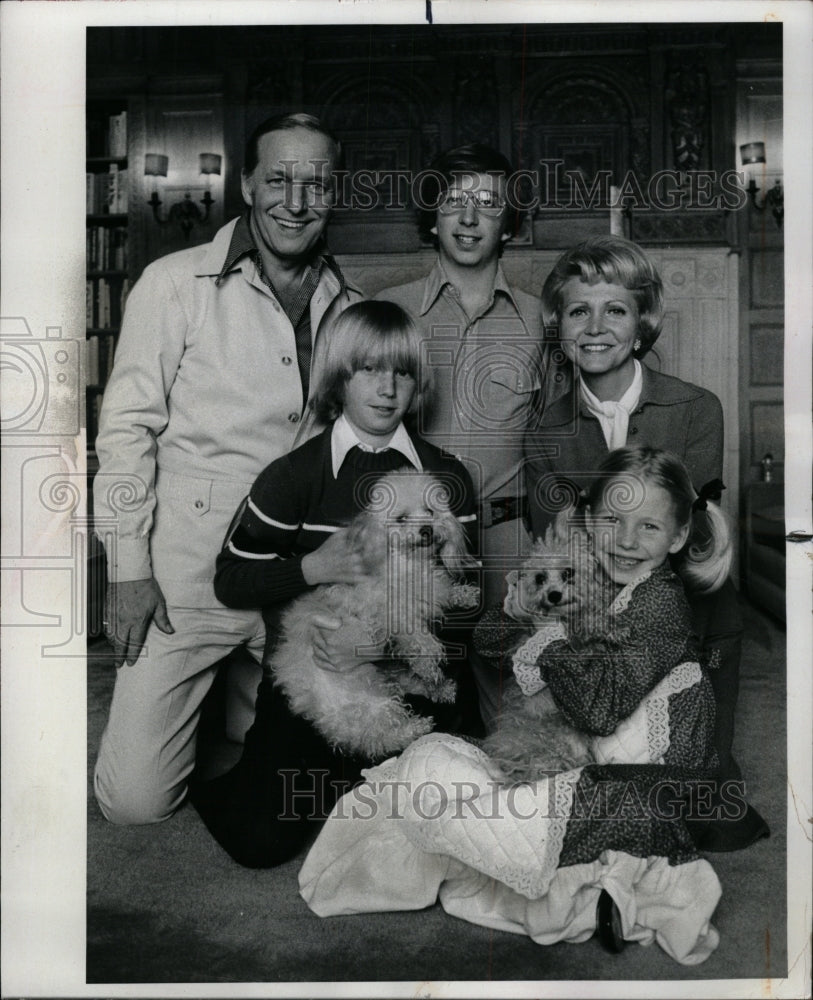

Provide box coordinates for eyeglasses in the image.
[437,190,507,215]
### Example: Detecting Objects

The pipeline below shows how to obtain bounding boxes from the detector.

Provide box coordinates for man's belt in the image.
[479,495,528,529]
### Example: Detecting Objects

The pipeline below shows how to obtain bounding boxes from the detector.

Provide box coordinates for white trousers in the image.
[93,605,265,825]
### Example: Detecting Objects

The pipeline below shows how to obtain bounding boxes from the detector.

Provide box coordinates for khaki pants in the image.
[94,606,264,825]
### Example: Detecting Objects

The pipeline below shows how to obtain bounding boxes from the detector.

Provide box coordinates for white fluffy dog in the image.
[266,470,480,760]
[483,513,615,781]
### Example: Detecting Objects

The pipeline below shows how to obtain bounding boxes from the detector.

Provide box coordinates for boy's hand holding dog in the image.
[301,527,369,586]
[301,530,383,672]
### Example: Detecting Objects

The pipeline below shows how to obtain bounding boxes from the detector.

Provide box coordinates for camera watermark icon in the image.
[0,317,81,436]
[419,335,548,444]
[1,316,92,656]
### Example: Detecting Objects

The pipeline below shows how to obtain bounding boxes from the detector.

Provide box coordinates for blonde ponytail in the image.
[676,500,732,594]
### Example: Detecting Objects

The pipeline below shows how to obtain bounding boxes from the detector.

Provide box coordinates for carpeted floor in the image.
[86,596,787,987]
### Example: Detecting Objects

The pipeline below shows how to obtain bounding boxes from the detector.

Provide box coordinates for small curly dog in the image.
[483,512,618,781]
[266,470,479,760]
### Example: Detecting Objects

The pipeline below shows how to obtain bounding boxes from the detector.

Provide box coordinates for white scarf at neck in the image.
[579,359,644,450]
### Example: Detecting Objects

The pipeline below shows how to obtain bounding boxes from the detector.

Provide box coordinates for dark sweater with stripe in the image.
[214,424,478,610]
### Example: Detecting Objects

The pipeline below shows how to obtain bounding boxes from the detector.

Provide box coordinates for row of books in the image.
[87,110,128,159]
[86,165,128,215]
[86,276,130,330]
[87,225,128,271]
[86,334,117,388]
[87,392,104,450]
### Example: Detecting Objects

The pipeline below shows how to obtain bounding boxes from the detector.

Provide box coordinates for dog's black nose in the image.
[548,590,563,604]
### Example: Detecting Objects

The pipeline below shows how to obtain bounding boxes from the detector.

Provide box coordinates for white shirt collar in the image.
[331,413,423,478]
[579,359,644,450]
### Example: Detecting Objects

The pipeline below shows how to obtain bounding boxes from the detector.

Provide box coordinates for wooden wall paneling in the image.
[750,401,785,464]
[139,84,226,266]
[519,58,650,249]
[310,68,438,254]
[223,62,250,223]
[336,251,436,298]
[125,94,147,287]
[736,59,783,489]
[750,249,784,308]
[750,321,785,386]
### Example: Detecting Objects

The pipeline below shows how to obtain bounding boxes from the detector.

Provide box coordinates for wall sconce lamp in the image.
[739,142,783,228]
[145,152,222,239]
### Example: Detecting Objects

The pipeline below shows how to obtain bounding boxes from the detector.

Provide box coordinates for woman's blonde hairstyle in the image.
[587,446,732,593]
[541,235,665,359]
[309,300,432,424]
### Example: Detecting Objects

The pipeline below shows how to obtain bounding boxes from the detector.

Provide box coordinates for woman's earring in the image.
[633,340,641,352]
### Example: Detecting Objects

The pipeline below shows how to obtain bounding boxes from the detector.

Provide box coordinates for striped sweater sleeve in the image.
[214,455,310,609]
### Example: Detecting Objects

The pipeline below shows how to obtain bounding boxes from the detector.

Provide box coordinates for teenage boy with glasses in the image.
[376,144,561,729]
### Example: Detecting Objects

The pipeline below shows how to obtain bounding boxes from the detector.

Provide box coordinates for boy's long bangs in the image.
[344,321,422,379]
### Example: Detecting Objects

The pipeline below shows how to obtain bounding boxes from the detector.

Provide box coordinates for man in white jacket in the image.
[93,112,362,825]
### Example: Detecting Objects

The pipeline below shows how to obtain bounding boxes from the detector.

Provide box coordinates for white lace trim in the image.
[610,569,652,614]
[590,660,703,765]
[511,623,568,695]
[643,660,703,762]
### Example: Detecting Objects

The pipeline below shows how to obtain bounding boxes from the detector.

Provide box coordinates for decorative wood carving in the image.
[518,65,650,200]
[665,52,711,174]
[453,56,499,149]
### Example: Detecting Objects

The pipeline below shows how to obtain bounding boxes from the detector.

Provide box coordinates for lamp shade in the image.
[740,142,766,166]
[144,153,169,177]
[199,153,222,176]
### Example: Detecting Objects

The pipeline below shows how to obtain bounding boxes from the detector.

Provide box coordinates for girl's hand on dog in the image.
[311,614,385,673]
[301,528,369,586]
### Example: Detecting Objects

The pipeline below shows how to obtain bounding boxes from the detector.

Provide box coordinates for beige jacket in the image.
[94,218,363,601]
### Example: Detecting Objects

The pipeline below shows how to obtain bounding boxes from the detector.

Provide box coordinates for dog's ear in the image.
[437,511,478,577]
[550,506,580,545]
[347,511,387,573]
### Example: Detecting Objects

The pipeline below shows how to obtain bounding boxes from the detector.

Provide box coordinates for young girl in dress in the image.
[190,300,478,868]
[297,447,734,964]
[479,445,729,773]
[523,235,769,851]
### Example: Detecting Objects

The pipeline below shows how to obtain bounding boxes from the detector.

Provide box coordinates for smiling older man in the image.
[93,112,362,826]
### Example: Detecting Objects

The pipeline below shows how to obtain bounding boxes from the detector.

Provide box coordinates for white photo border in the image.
[1,1,810,997]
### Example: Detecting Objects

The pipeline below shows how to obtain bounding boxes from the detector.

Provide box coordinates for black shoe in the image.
[596,889,625,953]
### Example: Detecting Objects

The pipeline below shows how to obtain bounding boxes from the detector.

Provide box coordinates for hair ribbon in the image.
[693,478,725,512]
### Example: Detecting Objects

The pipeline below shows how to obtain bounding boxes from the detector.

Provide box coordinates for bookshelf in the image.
[87,99,133,639]
[86,101,132,475]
